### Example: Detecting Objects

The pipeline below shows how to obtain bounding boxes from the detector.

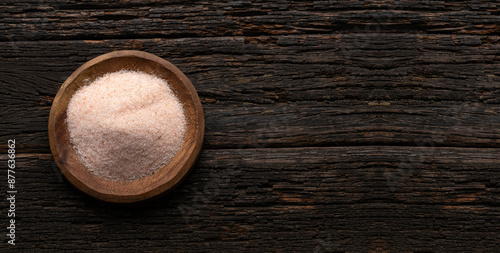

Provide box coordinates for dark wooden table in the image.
[1,1,499,252]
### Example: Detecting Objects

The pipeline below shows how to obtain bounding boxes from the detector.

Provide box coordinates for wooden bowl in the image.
[48,50,204,204]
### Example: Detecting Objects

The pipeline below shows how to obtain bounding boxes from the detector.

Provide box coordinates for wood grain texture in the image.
[1,0,500,251]
[1,35,499,151]
[0,148,498,252]
[1,0,500,41]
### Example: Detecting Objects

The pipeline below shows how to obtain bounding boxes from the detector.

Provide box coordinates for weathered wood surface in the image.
[1,0,500,41]
[1,0,500,252]
[1,35,500,152]
[0,147,499,252]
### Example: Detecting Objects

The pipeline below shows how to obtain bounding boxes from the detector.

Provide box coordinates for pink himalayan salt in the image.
[66,70,186,181]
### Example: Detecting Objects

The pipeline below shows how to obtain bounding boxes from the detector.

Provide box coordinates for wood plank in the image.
[3,0,499,251]
[1,34,500,151]
[1,0,499,42]
[1,146,498,251]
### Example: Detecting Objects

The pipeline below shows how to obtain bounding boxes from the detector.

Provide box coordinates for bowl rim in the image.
[48,50,204,204]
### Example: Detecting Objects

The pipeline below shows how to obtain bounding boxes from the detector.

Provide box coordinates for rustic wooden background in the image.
[1,0,500,252]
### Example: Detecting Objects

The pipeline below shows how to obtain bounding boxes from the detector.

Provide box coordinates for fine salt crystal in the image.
[66,70,187,181]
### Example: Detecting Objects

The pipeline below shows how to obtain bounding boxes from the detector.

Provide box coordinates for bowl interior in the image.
[49,51,203,203]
